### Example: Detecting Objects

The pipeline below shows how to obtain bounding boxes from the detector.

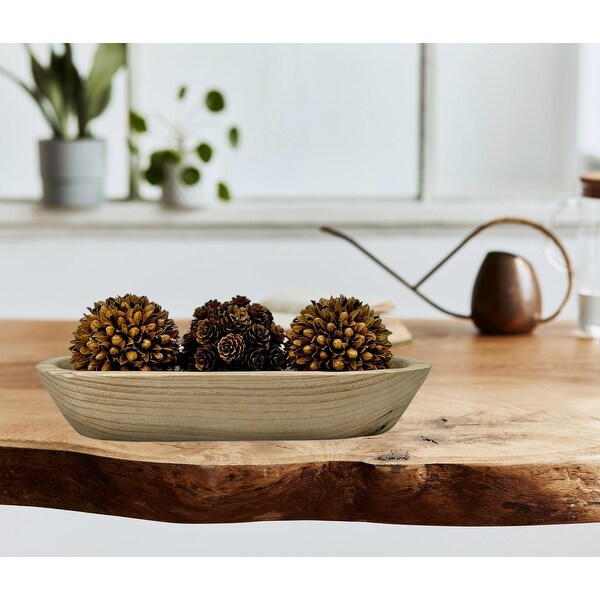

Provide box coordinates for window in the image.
[430,44,578,199]
[0,43,593,206]
[578,43,600,164]
[134,44,421,201]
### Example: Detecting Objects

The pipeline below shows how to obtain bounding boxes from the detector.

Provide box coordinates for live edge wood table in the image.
[1,319,600,527]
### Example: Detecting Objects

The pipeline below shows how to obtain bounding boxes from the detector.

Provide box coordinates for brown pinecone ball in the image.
[70,294,179,371]
[286,296,392,371]
[182,296,287,371]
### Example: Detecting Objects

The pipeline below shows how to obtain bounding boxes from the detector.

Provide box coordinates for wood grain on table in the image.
[1,319,599,526]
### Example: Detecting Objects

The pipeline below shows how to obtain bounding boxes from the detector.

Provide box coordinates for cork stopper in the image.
[581,172,600,199]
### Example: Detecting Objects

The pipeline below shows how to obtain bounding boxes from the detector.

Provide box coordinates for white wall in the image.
[0,229,577,321]
[3,506,600,556]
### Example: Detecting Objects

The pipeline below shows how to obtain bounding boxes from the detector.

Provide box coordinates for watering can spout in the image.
[320,218,573,335]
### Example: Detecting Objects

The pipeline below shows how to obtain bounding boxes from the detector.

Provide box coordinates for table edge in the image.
[2,446,599,526]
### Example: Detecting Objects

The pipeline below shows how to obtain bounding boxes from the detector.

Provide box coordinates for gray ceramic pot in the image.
[39,139,106,208]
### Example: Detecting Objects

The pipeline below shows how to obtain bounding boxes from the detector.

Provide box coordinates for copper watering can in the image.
[321,217,573,334]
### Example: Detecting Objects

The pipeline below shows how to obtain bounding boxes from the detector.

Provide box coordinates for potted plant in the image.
[129,85,239,209]
[0,44,126,208]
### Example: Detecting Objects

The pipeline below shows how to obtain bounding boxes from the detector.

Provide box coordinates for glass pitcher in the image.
[551,173,600,338]
[577,173,600,337]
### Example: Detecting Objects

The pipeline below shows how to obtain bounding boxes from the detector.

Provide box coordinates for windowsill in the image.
[0,197,578,236]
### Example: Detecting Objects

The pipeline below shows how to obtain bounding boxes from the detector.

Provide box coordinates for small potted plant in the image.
[129,85,239,209]
[0,44,126,208]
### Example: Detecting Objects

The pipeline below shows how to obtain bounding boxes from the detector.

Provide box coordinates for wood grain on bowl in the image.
[35,356,431,441]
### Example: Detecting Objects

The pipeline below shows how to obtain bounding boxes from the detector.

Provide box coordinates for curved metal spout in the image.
[320,226,470,319]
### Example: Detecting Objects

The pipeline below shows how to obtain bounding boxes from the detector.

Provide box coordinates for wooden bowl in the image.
[35,356,431,442]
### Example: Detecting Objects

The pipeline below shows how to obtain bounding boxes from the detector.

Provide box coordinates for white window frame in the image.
[0,43,586,233]
[126,43,592,221]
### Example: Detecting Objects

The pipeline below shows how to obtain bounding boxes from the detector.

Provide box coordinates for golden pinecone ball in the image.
[70,294,179,371]
[286,296,392,371]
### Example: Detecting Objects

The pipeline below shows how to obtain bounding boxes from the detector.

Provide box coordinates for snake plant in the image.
[0,43,126,139]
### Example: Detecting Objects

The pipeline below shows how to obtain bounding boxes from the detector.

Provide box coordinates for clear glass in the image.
[577,196,600,337]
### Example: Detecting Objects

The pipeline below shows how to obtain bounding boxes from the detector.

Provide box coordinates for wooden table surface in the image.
[1,319,600,526]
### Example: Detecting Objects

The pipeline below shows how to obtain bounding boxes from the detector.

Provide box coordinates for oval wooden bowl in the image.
[35,356,431,442]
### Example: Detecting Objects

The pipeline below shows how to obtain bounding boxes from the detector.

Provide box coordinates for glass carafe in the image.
[577,173,600,337]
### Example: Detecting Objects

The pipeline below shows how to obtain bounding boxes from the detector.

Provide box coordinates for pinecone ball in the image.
[70,294,179,371]
[286,296,393,371]
[181,296,287,371]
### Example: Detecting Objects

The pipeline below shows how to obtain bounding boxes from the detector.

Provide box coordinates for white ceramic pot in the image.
[39,139,106,208]
[161,163,210,210]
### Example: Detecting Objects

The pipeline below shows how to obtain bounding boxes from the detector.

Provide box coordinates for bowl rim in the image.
[36,355,431,378]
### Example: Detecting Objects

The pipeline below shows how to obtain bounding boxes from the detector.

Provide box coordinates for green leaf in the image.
[39,43,88,138]
[181,167,201,185]
[129,110,147,133]
[144,165,164,185]
[150,149,181,167]
[177,85,187,100]
[61,44,82,119]
[28,46,52,102]
[87,43,127,92]
[150,151,165,167]
[82,83,112,134]
[49,45,79,119]
[80,43,126,134]
[205,90,225,112]
[196,142,213,163]
[217,181,231,201]
[228,127,239,148]
[0,63,61,136]
[28,47,47,93]
[27,45,70,136]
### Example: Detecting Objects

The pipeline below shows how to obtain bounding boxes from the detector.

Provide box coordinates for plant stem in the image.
[183,117,224,140]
